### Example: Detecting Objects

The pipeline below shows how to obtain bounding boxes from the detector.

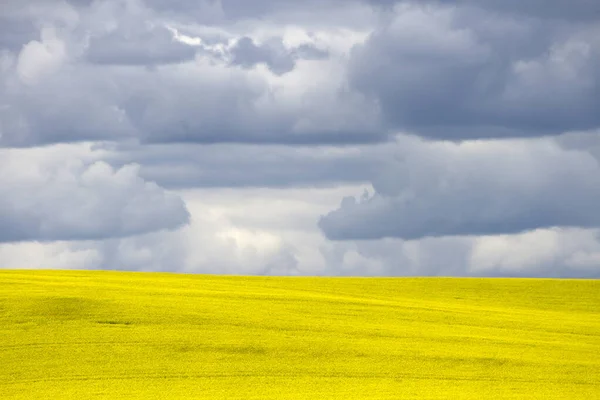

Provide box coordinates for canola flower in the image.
[0,270,599,399]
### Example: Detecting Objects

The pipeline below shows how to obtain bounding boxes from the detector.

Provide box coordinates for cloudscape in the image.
[1,0,600,277]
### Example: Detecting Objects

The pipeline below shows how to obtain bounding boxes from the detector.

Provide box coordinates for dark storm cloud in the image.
[319,135,600,240]
[347,4,600,140]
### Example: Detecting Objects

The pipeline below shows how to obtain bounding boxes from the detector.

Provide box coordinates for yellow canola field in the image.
[0,270,599,399]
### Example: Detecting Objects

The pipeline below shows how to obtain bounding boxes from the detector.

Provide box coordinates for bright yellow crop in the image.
[0,270,598,399]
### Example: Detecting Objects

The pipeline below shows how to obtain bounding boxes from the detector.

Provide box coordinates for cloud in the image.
[75,0,208,66]
[0,56,382,146]
[362,0,600,22]
[320,227,600,277]
[144,0,376,25]
[0,186,324,274]
[320,235,474,276]
[0,241,103,270]
[228,36,328,75]
[100,142,377,189]
[556,129,600,163]
[15,26,68,86]
[0,17,37,51]
[348,4,600,139]
[2,0,600,279]
[468,228,600,277]
[2,184,598,278]
[445,0,600,22]
[143,0,600,24]
[6,0,593,146]
[320,135,600,240]
[85,25,197,66]
[0,144,189,242]
[0,1,381,148]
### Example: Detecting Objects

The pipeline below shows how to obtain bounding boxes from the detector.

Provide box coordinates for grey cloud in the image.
[188,33,329,75]
[320,135,600,240]
[1,0,81,33]
[229,37,328,75]
[54,228,299,275]
[320,231,600,278]
[216,0,328,19]
[85,25,196,66]
[77,0,198,66]
[2,176,599,277]
[101,143,377,189]
[89,231,189,272]
[555,129,600,165]
[0,18,37,51]
[139,0,600,24]
[446,0,600,22]
[320,236,474,276]
[230,35,294,74]
[88,201,301,275]
[367,0,600,21]
[0,52,383,147]
[144,0,363,22]
[293,43,330,59]
[131,67,382,145]
[0,2,382,148]
[348,5,600,139]
[0,71,137,146]
[2,223,599,278]
[0,149,189,242]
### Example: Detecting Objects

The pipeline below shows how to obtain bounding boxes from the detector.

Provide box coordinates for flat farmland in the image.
[0,270,598,399]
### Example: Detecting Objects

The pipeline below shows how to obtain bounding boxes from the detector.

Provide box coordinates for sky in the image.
[1,0,600,277]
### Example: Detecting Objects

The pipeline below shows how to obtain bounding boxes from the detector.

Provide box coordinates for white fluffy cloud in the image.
[16,27,67,85]
[468,228,600,276]
[0,144,189,242]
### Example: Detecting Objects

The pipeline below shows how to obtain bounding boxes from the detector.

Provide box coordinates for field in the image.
[0,270,599,399]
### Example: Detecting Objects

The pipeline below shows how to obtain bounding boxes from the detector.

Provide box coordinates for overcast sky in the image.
[1,0,600,277]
